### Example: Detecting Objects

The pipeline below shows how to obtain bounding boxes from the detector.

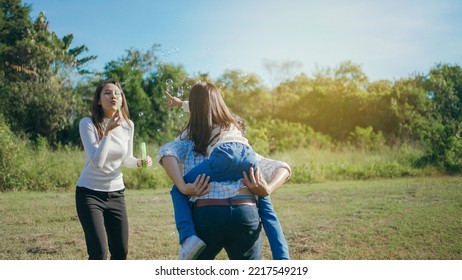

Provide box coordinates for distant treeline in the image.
[1,0,461,175]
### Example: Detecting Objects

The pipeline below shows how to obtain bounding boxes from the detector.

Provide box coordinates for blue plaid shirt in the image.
[158,140,291,201]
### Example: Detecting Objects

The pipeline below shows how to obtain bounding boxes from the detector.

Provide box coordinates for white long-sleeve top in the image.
[76,117,138,192]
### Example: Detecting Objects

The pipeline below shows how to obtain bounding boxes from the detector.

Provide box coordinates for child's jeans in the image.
[258,195,290,260]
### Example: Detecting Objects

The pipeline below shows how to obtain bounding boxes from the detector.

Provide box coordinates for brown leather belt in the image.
[194,197,257,207]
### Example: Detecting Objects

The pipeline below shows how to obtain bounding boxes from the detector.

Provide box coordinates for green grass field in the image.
[1,176,461,260]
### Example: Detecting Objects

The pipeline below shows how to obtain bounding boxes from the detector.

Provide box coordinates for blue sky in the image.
[25,0,462,85]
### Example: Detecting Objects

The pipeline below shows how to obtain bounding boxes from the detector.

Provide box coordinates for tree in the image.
[422,64,462,172]
[0,2,95,144]
[216,69,270,120]
[263,59,302,116]
[278,61,371,141]
[384,77,430,143]
[0,0,32,123]
[271,73,310,121]
[0,0,32,82]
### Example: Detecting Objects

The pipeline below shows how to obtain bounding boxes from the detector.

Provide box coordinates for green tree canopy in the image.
[422,64,462,171]
[0,0,95,144]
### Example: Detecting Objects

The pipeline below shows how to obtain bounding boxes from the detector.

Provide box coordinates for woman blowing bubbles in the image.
[75,78,152,260]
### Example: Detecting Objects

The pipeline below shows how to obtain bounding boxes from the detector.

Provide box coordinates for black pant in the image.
[75,187,129,260]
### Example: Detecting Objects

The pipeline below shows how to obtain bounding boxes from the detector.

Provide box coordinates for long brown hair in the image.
[182,82,240,155]
[90,78,131,140]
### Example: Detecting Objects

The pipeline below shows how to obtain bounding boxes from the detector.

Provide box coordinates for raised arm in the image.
[165,91,184,108]
[164,91,190,112]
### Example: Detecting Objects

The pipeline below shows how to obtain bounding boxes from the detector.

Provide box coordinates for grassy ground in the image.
[1,176,461,260]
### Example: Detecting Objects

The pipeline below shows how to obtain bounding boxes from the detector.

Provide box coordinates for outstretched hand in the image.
[165,91,183,108]
[243,167,271,196]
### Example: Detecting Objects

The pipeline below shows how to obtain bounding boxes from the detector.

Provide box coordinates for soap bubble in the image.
[166,79,173,86]
[115,89,123,108]
[242,73,248,83]
[220,82,227,88]
[177,86,184,97]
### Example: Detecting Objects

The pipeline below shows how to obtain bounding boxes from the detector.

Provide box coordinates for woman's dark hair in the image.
[182,82,242,155]
[91,78,130,139]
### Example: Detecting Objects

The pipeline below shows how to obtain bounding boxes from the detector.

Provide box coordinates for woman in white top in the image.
[76,78,152,260]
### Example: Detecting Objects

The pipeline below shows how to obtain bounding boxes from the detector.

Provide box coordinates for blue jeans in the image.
[192,200,262,260]
[258,196,290,260]
[170,188,290,259]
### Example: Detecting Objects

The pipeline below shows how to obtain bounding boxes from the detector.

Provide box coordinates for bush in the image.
[123,165,171,190]
[246,126,270,156]
[0,114,26,191]
[247,118,332,154]
[276,145,438,184]
[290,164,315,184]
[348,126,386,151]
[11,141,83,191]
[421,64,462,173]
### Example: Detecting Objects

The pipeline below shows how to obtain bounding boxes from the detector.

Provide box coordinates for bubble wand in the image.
[141,142,147,170]
[115,89,122,113]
